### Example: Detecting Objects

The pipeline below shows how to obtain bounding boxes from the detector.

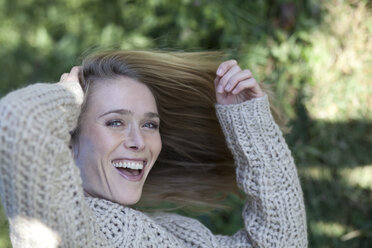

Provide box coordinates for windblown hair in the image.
[74,50,280,209]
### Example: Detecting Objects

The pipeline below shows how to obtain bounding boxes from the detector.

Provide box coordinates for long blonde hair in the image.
[76,50,279,209]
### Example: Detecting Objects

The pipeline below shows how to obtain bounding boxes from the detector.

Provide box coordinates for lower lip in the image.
[114,162,147,182]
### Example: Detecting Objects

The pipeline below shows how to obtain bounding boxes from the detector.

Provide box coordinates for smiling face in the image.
[73,76,162,205]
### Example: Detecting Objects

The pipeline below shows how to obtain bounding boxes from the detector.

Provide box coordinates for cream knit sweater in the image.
[0,81,307,247]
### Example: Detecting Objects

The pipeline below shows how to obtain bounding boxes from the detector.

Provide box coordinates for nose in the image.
[124,125,145,151]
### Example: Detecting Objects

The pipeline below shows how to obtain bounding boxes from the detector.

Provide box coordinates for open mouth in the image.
[111,159,147,181]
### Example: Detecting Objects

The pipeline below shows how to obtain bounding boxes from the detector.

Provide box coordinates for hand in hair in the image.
[214,60,264,105]
[59,66,81,85]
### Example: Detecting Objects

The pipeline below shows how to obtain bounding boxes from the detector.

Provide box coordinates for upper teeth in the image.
[112,161,143,170]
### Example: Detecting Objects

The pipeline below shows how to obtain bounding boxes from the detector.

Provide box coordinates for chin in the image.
[84,187,142,206]
[116,195,141,206]
[114,188,143,206]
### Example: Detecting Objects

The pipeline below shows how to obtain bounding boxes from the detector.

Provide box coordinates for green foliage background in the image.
[0,0,371,247]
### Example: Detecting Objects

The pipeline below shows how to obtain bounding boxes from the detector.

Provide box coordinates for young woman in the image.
[0,50,307,247]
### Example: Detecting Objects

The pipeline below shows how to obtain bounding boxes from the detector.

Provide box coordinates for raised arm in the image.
[214,60,307,247]
[0,68,107,247]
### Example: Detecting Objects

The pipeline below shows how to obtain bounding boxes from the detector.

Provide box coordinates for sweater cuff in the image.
[215,94,274,132]
[58,81,84,106]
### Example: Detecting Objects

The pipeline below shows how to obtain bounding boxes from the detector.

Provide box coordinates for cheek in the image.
[74,134,99,168]
[78,126,119,160]
[150,133,162,157]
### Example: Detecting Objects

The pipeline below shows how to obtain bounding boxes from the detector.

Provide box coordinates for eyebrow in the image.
[98,109,160,119]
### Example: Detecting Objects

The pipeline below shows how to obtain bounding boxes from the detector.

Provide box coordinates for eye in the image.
[106,120,124,127]
[143,122,159,130]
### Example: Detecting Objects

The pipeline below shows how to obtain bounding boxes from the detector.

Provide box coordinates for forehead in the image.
[87,76,158,115]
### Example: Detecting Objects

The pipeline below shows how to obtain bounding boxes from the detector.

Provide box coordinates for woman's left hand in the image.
[214,60,264,105]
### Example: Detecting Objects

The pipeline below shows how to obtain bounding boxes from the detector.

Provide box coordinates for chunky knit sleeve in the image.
[214,95,308,247]
[0,82,108,247]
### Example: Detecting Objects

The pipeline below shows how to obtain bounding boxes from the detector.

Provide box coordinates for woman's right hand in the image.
[59,66,81,84]
[58,66,84,105]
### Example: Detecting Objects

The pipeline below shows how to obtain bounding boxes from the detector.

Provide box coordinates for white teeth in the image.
[112,161,143,170]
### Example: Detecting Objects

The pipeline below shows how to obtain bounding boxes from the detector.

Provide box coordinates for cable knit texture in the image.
[0,82,307,247]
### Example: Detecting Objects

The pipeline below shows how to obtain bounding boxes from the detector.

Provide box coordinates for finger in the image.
[68,66,80,78]
[216,59,238,77]
[70,66,80,74]
[214,76,220,89]
[224,69,253,93]
[59,73,69,82]
[64,66,81,83]
[217,65,241,93]
[231,78,262,96]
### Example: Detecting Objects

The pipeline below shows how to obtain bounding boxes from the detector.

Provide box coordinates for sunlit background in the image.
[0,0,371,247]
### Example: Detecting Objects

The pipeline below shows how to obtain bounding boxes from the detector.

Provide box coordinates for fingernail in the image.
[225,83,231,91]
[217,68,223,76]
[217,85,224,93]
[232,88,238,94]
